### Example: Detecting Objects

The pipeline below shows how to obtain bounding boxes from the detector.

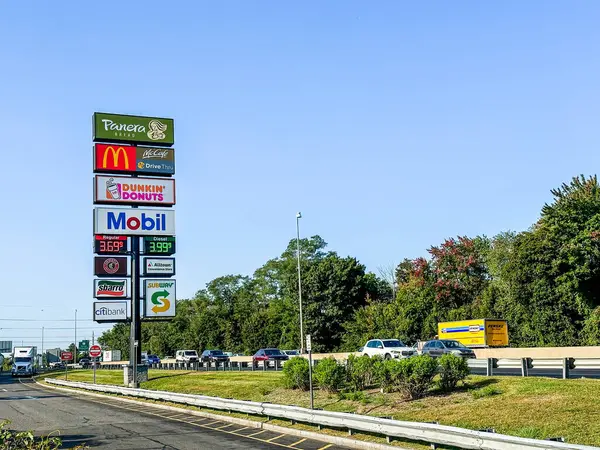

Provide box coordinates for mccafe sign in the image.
[93,112,174,146]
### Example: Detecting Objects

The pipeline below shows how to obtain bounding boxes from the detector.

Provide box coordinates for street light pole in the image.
[296,212,304,354]
[41,326,44,368]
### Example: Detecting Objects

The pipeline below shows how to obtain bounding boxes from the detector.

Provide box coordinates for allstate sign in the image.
[94,207,175,236]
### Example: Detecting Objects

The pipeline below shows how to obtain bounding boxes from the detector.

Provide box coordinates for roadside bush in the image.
[382,355,438,399]
[0,420,86,450]
[314,357,346,393]
[282,357,310,390]
[438,354,470,391]
[346,354,384,391]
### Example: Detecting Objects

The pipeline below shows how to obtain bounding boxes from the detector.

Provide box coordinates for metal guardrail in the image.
[99,360,288,371]
[465,357,600,378]
[96,357,600,379]
[44,378,596,450]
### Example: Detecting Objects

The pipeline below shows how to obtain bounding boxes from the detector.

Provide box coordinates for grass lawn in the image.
[44,369,600,447]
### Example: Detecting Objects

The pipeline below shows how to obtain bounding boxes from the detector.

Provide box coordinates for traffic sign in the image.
[79,340,90,351]
[89,345,102,358]
[61,351,73,361]
[306,334,312,352]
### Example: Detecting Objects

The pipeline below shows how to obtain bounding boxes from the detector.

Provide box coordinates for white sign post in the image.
[89,344,102,384]
[306,334,314,409]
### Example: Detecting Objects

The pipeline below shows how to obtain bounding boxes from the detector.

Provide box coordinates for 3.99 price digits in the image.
[149,242,172,253]
[144,237,176,255]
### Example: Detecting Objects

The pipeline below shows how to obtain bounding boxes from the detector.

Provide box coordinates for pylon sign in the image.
[144,280,176,318]
[91,111,177,334]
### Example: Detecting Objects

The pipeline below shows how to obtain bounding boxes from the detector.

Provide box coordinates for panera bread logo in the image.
[101,119,168,141]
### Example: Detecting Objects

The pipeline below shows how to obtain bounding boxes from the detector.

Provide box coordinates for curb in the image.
[36,379,401,450]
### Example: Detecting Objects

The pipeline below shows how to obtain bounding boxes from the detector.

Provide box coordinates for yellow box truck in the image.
[438,319,508,348]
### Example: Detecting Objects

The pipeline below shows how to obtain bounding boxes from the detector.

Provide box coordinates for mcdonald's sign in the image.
[94,144,137,173]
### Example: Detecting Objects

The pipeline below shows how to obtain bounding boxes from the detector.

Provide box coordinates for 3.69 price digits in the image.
[100,240,125,253]
[95,235,128,255]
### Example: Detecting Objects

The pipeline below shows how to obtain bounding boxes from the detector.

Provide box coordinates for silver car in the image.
[421,339,476,358]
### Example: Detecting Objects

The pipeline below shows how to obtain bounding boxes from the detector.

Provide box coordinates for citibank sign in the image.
[93,144,175,176]
[93,301,130,323]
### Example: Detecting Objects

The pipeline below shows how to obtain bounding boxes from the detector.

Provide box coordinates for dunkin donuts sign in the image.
[94,175,175,206]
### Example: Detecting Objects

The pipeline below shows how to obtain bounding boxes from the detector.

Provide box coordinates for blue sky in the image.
[1,1,600,349]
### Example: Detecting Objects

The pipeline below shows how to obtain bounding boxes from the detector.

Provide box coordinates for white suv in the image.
[362,339,416,359]
[175,350,199,363]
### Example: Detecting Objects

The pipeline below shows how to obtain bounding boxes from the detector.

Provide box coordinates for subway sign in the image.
[93,112,174,146]
[94,207,175,236]
[94,144,175,175]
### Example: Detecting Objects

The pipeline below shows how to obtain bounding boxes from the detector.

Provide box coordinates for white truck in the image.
[11,346,37,377]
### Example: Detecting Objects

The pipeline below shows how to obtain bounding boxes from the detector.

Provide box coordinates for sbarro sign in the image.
[93,301,129,323]
[94,279,130,298]
[94,207,175,236]
[94,176,175,206]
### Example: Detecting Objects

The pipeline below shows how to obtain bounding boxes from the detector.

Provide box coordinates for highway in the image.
[0,373,349,449]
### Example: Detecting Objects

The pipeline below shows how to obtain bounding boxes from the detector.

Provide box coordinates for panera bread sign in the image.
[93,112,174,146]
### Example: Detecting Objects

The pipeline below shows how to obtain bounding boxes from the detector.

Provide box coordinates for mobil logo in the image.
[94,207,175,236]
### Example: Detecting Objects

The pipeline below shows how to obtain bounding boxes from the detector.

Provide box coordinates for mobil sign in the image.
[94,207,175,236]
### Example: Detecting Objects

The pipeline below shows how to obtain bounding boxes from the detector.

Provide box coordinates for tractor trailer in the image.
[11,346,37,377]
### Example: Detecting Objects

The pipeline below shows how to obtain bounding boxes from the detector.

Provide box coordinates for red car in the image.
[252,348,289,365]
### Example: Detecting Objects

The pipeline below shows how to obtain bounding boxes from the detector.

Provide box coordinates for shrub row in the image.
[283,353,470,399]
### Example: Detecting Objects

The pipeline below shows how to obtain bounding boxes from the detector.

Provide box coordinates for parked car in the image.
[420,339,476,358]
[282,350,300,356]
[362,339,416,359]
[175,350,199,363]
[79,358,91,368]
[252,348,289,365]
[201,350,230,363]
[146,354,161,364]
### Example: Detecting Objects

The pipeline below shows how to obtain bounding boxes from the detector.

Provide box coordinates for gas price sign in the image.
[144,236,176,255]
[95,235,128,255]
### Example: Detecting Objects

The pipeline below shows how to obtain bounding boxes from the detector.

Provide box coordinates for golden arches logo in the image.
[102,146,130,169]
